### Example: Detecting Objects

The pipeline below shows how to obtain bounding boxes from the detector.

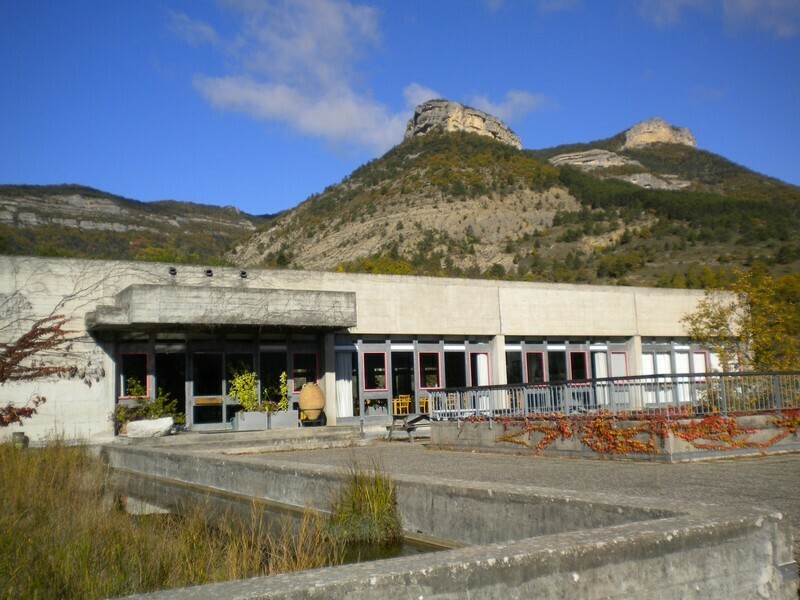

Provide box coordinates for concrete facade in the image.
[1,255,709,442]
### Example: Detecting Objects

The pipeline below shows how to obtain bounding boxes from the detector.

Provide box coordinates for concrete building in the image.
[0,256,714,442]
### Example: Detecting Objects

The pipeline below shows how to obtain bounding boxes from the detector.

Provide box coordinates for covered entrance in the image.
[86,283,357,431]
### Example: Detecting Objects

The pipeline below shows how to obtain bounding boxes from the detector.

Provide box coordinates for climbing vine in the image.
[486,408,800,455]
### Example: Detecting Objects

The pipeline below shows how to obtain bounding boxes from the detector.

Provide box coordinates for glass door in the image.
[191,352,224,429]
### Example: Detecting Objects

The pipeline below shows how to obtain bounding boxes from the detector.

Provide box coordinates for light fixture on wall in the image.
[168,267,177,276]
[205,269,213,277]
[240,270,248,279]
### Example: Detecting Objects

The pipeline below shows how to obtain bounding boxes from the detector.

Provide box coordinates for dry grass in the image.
[327,459,402,545]
[0,441,341,599]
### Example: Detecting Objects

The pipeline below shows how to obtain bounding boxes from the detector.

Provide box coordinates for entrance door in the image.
[191,352,224,429]
[155,352,186,423]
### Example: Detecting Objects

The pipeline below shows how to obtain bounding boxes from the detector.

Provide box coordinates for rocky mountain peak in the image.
[622,117,696,150]
[404,99,522,149]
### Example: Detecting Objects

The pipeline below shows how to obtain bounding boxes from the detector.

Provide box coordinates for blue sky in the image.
[1,0,798,216]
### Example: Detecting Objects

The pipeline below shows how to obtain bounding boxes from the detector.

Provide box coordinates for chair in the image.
[393,394,411,415]
[419,396,429,414]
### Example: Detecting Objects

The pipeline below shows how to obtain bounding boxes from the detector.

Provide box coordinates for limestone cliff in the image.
[404,99,522,149]
[622,117,696,149]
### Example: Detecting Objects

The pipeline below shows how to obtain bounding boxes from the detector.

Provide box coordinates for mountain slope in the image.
[0,184,267,264]
[231,128,800,287]
[2,110,798,289]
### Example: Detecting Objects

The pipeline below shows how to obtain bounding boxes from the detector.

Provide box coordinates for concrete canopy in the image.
[85,284,357,331]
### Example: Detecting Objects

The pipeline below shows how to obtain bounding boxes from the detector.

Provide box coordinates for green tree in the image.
[682,270,800,371]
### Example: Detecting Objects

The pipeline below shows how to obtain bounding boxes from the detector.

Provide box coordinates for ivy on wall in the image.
[484,409,800,455]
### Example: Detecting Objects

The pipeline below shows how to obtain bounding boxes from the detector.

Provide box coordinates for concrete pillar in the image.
[491,334,507,386]
[322,333,337,425]
[627,335,643,376]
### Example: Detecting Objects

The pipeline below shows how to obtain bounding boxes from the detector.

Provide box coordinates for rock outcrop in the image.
[405,99,522,149]
[615,172,691,190]
[549,149,643,170]
[622,117,696,150]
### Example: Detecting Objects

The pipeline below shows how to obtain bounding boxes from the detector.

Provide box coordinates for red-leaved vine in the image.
[0,315,71,428]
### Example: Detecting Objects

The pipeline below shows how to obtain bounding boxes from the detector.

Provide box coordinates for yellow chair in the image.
[393,394,411,415]
[419,396,429,414]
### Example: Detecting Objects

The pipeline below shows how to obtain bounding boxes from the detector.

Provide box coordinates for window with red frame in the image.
[419,352,441,389]
[363,352,387,391]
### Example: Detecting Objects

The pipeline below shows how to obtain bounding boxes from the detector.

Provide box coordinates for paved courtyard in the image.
[258,442,800,561]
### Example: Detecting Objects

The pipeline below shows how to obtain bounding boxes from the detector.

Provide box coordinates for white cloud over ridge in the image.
[471,91,553,123]
[403,83,441,109]
[177,0,404,152]
[177,1,546,153]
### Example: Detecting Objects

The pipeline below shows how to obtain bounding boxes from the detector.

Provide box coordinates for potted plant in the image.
[229,368,266,431]
[263,372,298,429]
[231,369,298,431]
[112,377,184,436]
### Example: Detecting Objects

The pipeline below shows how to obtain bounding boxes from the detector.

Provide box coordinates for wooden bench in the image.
[386,413,431,442]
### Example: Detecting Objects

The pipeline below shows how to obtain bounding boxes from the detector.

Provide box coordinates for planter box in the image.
[268,410,300,429]
[233,411,266,431]
[233,410,300,431]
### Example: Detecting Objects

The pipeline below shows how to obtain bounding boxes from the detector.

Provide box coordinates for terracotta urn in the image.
[298,382,324,420]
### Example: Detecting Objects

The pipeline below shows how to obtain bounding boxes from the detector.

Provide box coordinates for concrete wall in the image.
[432,417,800,462]
[102,443,797,599]
[0,256,708,441]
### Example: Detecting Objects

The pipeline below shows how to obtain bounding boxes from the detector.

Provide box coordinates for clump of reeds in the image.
[326,459,402,545]
[0,440,340,599]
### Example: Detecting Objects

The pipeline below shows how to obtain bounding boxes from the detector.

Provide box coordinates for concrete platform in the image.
[102,438,799,598]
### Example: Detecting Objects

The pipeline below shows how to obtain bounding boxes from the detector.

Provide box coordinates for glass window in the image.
[419,352,441,389]
[470,352,490,386]
[506,351,523,384]
[547,351,567,382]
[120,353,148,397]
[592,352,608,379]
[260,351,288,397]
[569,351,589,380]
[292,353,317,392]
[692,351,708,374]
[363,352,387,391]
[193,353,222,396]
[526,352,546,384]
[444,352,466,388]
[391,351,413,396]
[610,352,629,377]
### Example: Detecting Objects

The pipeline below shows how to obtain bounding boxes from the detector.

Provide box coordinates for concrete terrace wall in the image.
[432,417,800,462]
[102,443,797,599]
[1,255,707,441]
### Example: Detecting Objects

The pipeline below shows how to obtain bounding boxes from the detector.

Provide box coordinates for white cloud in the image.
[636,0,800,36]
[537,0,582,14]
[722,0,800,38]
[195,74,406,151]
[636,0,710,27]
[403,83,441,109]
[182,0,406,153]
[470,90,552,122]
[169,11,222,47]
[483,0,506,12]
[178,1,553,152]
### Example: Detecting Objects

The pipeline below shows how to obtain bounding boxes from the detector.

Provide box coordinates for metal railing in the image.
[429,372,800,421]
